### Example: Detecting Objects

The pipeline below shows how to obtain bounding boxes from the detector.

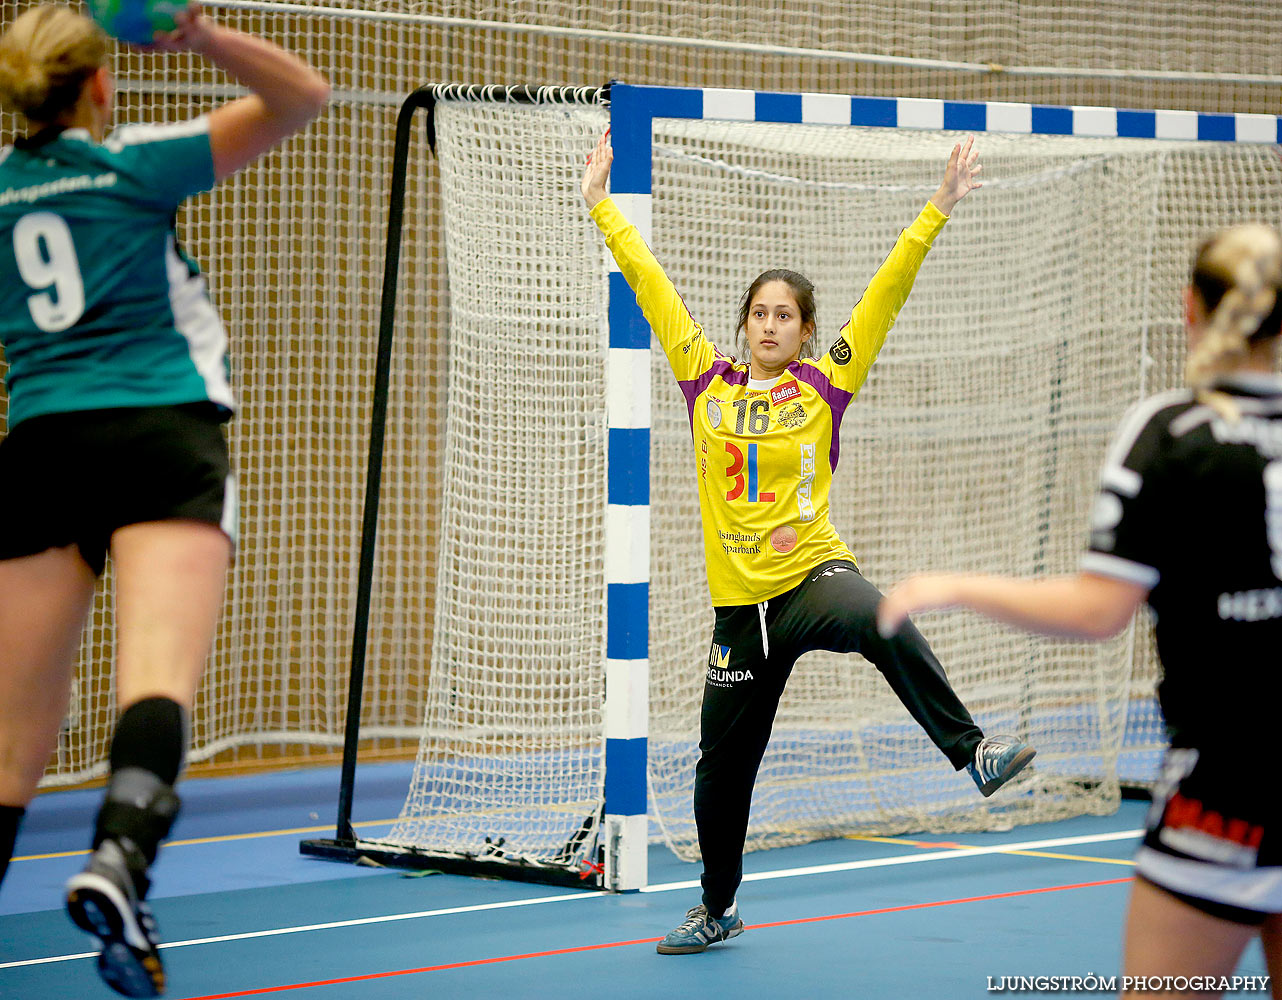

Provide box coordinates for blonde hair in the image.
[1184,223,1282,422]
[0,5,107,124]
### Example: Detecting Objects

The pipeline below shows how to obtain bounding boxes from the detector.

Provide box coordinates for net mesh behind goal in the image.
[390,99,1282,865]
[384,103,611,861]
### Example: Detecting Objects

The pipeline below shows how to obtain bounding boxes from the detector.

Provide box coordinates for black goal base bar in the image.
[300,837,606,891]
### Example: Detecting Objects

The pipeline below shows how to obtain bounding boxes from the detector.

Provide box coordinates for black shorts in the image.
[0,403,235,577]
[1135,747,1282,923]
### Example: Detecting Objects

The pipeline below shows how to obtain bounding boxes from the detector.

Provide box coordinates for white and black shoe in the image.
[967,735,1037,797]
[656,901,745,955]
[66,839,165,998]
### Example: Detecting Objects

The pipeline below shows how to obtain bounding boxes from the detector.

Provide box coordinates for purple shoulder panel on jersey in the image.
[794,362,855,470]
[679,355,747,427]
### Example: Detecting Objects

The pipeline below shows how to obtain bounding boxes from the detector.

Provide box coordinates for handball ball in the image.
[85,0,185,45]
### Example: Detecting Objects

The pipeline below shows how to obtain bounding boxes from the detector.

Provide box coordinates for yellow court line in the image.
[850,835,960,847]
[847,833,1136,867]
[13,817,400,862]
[1001,849,1134,866]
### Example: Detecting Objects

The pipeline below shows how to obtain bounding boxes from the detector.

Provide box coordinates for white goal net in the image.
[383,102,612,864]
[381,97,1282,866]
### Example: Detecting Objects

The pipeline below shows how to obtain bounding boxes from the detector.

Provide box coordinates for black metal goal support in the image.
[300,84,609,889]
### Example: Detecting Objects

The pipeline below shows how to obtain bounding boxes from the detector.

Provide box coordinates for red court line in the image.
[747,876,1133,929]
[177,876,1133,999]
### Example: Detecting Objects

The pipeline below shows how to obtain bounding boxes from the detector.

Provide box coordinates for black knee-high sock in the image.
[108,696,187,786]
[0,804,26,891]
[92,698,186,892]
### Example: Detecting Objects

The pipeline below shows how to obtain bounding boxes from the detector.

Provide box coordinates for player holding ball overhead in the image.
[0,3,327,996]
[581,129,1035,956]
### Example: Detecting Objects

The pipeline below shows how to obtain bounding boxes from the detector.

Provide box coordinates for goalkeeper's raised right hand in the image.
[581,129,613,209]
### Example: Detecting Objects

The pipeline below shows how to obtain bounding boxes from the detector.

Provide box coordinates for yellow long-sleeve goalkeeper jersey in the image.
[591,197,948,607]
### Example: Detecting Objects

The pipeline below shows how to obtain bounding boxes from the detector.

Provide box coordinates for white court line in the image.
[0,828,1142,970]
[638,825,1143,892]
[639,828,1145,891]
[0,892,605,970]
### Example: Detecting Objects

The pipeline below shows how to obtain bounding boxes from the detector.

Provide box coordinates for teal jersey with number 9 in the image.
[0,117,228,429]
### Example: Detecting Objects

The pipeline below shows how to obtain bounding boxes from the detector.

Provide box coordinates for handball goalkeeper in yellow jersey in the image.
[582,130,1035,955]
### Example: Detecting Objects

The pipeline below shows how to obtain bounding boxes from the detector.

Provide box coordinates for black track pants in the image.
[695,560,984,915]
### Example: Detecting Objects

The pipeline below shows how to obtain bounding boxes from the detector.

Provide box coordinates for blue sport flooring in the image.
[0,764,1270,999]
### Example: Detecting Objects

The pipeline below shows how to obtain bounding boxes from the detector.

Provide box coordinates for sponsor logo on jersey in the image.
[718,529,761,555]
[706,399,722,428]
[797,442,816,522]
[778,403,806,428]
[1217,587,1282,622]
[1159,791,1263,868]
[829,336,852,365]
[0,171,117,207]
[770,524,798,553]
[770,380,801,406]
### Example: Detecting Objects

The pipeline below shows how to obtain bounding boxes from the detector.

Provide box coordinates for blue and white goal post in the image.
[307,82,1281,897]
